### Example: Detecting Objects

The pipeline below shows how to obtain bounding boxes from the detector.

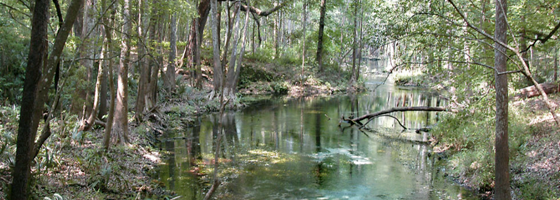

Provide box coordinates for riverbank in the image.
[431,93,560,199]
[0,58,354,199]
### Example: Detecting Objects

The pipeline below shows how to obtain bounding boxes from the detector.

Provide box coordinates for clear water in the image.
[157,60,477,200]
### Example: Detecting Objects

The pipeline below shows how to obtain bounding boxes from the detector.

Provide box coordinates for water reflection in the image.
[157,59,473,200]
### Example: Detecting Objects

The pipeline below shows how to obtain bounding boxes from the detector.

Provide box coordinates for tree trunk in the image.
[349,0,358,88]
[113,0,131,144]
[514,82,560,99]
[301,0,307,90]
[79,0,95,119]
[494,0,511,199]
[555,47,558,82]
[316,0,326,72]
[274,0,280,58]
[102,0,115,151]
[135,0,149,122]
[181,0,211,88]
[147,0,160,108]
[11,0,49,199]
[211,0,222,93]
[13,0,83,198]
[224,3,242,97]
[357,0,363,82]
[230,0,251,97]
[79,28,106,132]
[167,12,177,92]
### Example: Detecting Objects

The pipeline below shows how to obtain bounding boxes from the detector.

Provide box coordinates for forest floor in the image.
[509,95,560,199]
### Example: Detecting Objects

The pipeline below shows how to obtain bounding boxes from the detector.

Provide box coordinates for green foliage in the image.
[271,81,289,95]
[238,64,277,88]
[432,102,531,190]
[0,1,30,105]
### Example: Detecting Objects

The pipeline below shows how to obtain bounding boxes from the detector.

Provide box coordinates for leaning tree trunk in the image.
[229,0,252,97]
[181,0,211,88]
[79,30,105,132]
[13,0,84,198]
[11,0,49,199]
[494,0,511,199]
[224,3,242,98]
[113,0,132,144]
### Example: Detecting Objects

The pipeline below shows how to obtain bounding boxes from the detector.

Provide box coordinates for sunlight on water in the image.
[156,59,475,200]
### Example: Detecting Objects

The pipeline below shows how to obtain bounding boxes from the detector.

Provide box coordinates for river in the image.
[156,59,476,200]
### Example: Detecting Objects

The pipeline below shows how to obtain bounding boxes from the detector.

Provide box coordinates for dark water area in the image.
[156,60,477,200]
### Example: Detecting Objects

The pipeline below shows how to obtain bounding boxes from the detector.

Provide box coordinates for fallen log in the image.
[342,106,449,126]
[514,82,560,100]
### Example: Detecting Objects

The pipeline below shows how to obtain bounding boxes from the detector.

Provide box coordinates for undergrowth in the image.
[432,101,531,193]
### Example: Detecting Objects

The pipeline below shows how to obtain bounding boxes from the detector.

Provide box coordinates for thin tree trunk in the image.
[13,0,83,198]
[79,0,95,120]
[113,0,131,144]
[316,0,326,72]
[79,29,105,132]
[224,3,242,97]
[135,0,148,122]
[221,0,234,69]
[349,0,358,88]
[301,0,307,90]
[274,0,280,58]
[211,0,222,93]
[167,12,177,92]
[147,0,160,108]
[494,0,511,199]
[357,0,363,81]
[555,47,558,82]
[11,0,49,199]
[102,0,115,151]
[230,0,251,96]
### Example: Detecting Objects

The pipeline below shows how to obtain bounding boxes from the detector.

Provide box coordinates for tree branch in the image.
[218,0,290,16]
[522,21,560,53]
[344,106,449,125]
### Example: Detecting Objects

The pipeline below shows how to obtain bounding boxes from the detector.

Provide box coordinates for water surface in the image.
[157,60,475,200]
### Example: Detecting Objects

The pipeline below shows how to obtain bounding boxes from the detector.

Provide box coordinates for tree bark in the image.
[147,0,160,108]
[316,0,326,72]
[211,0,222,92]
[11,0,49,199]
[13,0,83,198]
[230,0,251,95]
[181,0,210,88]
[300,0,307,90]
[79,28,106,132]
[113,0,131,144]
[135,0,149,122]
[224,3,242,97]
[103,0,115,151]
[555,47,558,82]
[494,0,511,199]
[514,82,560,99]
[167,11,177,92]
[349,0,358,88]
